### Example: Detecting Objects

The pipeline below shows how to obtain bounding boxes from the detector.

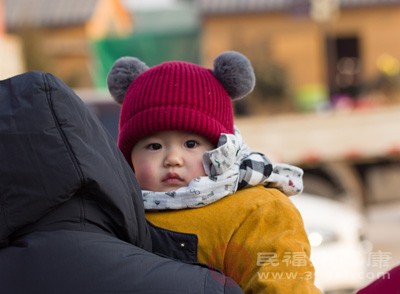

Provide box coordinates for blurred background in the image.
[1,0,400,293]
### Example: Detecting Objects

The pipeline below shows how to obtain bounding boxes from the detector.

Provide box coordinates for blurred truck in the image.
[235,105,400,210]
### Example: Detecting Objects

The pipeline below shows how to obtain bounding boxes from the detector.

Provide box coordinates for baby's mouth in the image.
[162,172,184,185]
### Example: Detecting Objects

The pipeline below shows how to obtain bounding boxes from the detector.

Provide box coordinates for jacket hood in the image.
[0,71,151,249]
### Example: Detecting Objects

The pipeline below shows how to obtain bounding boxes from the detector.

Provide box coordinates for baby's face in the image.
[131,131,214,192]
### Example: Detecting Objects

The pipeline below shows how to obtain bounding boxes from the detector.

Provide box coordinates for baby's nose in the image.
[164,151,183,167]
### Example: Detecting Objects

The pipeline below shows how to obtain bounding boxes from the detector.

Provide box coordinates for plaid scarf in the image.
[142,128,303,210]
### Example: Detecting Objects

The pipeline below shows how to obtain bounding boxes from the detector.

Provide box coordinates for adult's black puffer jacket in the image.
[0,72,242,294]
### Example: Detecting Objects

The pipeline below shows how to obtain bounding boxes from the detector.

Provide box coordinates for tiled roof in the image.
[200,0,400,14]
[4,0,98,30]
[200,0,293,14]
[342,0,400,7]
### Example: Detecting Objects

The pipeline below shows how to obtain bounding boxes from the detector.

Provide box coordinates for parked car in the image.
[291,194,369,294]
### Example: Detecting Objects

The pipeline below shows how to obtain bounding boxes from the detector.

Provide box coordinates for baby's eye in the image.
[184,140,199,149]
[146,143,162,150]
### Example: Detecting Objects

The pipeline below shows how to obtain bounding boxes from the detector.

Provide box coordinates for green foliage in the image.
[91,29,200,89]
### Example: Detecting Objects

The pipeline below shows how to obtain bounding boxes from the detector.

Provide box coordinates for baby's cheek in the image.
[195,157,207,176]
[134,164,155,189]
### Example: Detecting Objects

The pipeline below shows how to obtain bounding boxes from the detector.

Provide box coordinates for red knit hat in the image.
[107,51,255,164]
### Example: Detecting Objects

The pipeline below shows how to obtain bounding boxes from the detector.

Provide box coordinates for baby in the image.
[107,51,321,293]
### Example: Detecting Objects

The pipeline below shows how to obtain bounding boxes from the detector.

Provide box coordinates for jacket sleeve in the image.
[226,190,322,293]
[0,230,244,294]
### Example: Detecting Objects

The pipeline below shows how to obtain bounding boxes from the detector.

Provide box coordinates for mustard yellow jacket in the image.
[147,186,321,294]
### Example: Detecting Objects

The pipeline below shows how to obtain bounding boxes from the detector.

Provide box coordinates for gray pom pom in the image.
[213,51,255,100]
[107,57,149,104]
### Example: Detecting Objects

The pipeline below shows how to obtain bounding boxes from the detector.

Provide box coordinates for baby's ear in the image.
[213,51,256,100]
[107,57,149,104]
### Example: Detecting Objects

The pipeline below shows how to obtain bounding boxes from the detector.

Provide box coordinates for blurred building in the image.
[3,0,132,87]
[200,0,400,109]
